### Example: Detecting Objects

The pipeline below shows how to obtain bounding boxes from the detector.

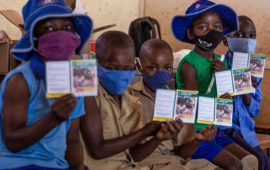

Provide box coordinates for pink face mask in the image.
[37,31,81,61]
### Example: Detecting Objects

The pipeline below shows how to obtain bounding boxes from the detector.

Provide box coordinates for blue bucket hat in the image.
[11,0,93,61]
[171,0,238,43]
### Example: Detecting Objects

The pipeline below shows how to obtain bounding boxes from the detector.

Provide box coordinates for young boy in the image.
[80,31,184,170]
[0,0,92,169]
[223,15,270,170]
[130,38,220,170]
[171,0,258,169]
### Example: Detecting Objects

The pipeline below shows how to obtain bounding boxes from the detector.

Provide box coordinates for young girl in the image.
[0,0,92,169]
[171,0,258,169]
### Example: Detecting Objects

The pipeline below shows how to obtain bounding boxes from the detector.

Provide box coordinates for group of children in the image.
[0,0,269,170]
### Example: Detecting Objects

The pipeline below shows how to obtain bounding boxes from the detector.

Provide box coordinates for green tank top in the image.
[176,50,228,130]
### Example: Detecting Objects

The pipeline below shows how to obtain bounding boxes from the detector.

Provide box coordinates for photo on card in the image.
[175,96,196,117]
[71,60,97,96]
[174,90,197,123]
[233,70,252,94]
[214,99,233,126]
[250,54,265,78]
[215,103,232,121]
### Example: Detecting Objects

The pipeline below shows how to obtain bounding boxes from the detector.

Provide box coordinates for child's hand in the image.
[195,124,217,142]
[219,92,232,99]
[143,121,162,136]
[155,119,183,141]
[50,94,77,122]
[251,76,257,88]
[212,58,226,73]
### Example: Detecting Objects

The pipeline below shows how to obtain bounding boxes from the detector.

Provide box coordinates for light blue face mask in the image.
[97,63,136,95]
[227,38,257,53]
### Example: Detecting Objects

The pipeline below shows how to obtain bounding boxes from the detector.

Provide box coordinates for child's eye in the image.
[215,25,222,30]
[107,67,116,70]
[125,66,135,70]
[64,25,73,31]
[150,66,157,71]
[236,33,243,38]
[46,26,54,32]
[199,25,207,31]
[166,66,172,71]
[250,34,256,39]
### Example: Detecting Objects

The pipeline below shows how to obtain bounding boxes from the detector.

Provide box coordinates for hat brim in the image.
[11,5,93,61]
[171,4,238,43]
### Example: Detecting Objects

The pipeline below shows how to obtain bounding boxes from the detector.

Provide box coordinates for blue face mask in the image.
[142,70,173,92]
[97,63,136,95]
[227,38,257,53]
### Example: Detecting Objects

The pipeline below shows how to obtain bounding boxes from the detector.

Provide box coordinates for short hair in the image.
[139,39,173,60]
[238,15,255,25]
[238,15,256,32]
[96,30,135,62]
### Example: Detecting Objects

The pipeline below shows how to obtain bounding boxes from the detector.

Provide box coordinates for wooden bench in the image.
[255,123,270,134]
[257,133,270,157]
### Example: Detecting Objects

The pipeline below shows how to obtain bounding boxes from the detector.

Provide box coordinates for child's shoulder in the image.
[1,62,33,88]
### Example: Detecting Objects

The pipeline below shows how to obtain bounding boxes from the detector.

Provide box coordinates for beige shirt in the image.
[129,79,196,151]
[84,83,144,170]
[83,82,217,170]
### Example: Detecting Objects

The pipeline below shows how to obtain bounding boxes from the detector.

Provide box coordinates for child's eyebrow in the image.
[197,21,207,24]
[149,63,159,66]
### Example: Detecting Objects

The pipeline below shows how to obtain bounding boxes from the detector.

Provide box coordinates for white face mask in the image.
[227,38,257,53]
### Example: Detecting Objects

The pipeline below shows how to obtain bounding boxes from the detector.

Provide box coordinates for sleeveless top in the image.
[176,50,228,130]
[0,61,85,169]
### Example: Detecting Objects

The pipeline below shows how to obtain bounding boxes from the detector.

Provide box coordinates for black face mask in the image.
[193,30,223,51]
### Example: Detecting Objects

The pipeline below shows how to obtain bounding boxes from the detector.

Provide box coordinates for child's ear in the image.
[186,29,194,41]
[223,37,228,47]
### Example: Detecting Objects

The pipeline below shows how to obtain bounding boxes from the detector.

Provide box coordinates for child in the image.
[80,31,184,170]
[223,15,270,170]
[130,39,221,169]
[0,0,92,169]
[171,0,258,169]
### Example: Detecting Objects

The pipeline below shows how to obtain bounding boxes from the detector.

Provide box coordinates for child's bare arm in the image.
[130,120,184,162]
[2,74,77,152]
[81,96,161,159]
[66,117,84,170]
[175,124,217,159]
[181,62,198,91]
[212,58,226,73]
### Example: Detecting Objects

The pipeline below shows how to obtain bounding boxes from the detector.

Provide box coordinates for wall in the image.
[143,0,270,68]
[1,0,269,68]
[0,0,140,40]
[0,0,27,40]
[81,0,140,39]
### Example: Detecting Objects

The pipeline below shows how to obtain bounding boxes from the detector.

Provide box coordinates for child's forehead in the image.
[101,47,135,62]
[239,19,255,30]
[193,11,222,24]
[37,17,73,25]
[142,47,172,60]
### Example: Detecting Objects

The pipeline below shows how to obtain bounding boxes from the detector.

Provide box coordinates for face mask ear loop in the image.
[33,37,38,52]
[75,32,81,39]
[135,57,143,71]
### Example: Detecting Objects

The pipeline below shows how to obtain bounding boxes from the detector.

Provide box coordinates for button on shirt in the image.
[224,51,262,147]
